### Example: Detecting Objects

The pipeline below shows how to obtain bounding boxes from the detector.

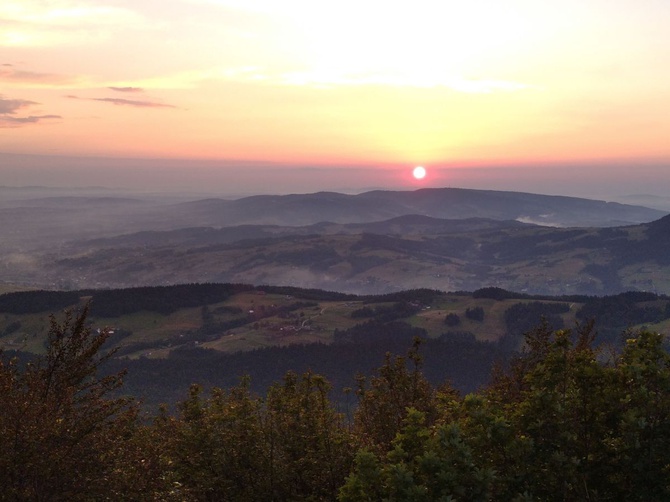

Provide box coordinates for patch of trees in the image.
[472,286,591,304]
[350,301,421,322]
[504,301,569,337]
[0,290,81,314]
[465,306,485,321]
[86,283,254,317]
[4,307,670,500]
[444,312,461,326]
[0,284,256,317]
[260,285,356,301]
[577,292,670,342]
[361,288,442,305]
[333,320,426,345]
[473,286,526,301]
[114,322,503,410]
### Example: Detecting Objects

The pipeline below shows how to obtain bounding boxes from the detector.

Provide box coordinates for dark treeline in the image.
[2,307,670,501]
[0,283,256,317]
[577,291,670,342]
[112,321,503,411]
[504,301,570,337]
[350,301,422,322]
[472,285,592,303]
[0,283,667,324]
[0,290,81,314]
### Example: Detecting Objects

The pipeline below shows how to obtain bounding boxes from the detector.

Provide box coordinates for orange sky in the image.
[1,0,669,194]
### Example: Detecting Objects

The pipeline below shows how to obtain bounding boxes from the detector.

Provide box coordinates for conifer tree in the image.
[0,305,138,500]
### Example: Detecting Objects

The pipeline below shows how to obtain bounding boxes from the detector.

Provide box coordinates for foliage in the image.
[340,409,494,502]
[349,301,421,322]
[0,290,81,314]
[167,372,356,501]
[0,305,149,500]
[577,292,670,343]
[87,283,253,317]
[360,288,442,305]
[3,303,670,500]
[473,287,524,301]
[444,312,461,326]
[333,320,426,345]
[353,340,438,452]
[503,301,569,340]
[465,306,485,321]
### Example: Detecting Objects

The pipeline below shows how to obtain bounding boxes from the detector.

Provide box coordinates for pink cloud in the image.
[0,95,61,127]
[0,96,37,114]
[67,94,176,108]
[0,114,62,127]
[0,67,76,85]
[108,86,144,93]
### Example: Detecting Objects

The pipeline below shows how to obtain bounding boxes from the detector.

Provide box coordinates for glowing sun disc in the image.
[413,166,426,179]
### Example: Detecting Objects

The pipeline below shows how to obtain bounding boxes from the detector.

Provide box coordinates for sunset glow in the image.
[1,0,669,194]
[413,166,426,180]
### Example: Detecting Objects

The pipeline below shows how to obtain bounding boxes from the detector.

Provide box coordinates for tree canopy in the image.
[1,306,670,500]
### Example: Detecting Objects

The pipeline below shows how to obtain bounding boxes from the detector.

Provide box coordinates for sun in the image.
[413,166,427,180]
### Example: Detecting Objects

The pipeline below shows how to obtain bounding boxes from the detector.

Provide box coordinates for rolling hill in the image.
[1,186,668,295]
[1,284,668,408]
[3,213,667,295]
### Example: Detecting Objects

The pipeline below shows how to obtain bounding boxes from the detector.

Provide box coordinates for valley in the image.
[0,186,669,295]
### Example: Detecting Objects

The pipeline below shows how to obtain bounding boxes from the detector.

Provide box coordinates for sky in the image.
[1,0,669,196]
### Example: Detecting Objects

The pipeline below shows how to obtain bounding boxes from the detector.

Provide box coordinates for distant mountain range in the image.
[167,188,665,228]
[1,186,669,295]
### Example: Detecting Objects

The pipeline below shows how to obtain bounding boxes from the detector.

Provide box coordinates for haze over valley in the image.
[1,185,668,296]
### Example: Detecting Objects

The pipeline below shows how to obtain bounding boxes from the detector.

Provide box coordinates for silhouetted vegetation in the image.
[473,286,525,301]
[466,306,485,321]
[0,290,81,314]
[577,291,670,343]
[504,301,570,338]
[86,283,254,317]
[350,301,421,322]
[3,305,670,500]
[361,288,442,304]
[444,312,461,326]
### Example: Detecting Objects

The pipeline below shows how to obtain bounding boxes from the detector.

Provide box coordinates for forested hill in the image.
[2,186,670,295]
[1,283,669,410]
[172,187,666,227]
[1,292,670,500]
[5,210,669,296]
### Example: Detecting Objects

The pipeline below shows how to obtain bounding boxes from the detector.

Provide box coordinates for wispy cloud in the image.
[0,95,61,127]
[67,95,176,108]
[0,67,78,86]
[108,86,144,93]
[0,97,36,114]
[93,97,175,108]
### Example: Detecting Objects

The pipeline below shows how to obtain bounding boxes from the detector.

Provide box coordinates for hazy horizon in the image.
[1,152,669,207]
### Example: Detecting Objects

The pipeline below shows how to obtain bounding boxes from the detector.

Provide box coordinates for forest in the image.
[1,305,669,501]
